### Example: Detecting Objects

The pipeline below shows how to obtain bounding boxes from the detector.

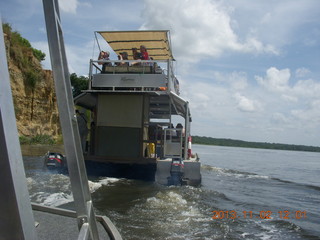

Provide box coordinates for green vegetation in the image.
[70,73,89,97]
[19,134,56,145]
[3,23,46,62]
[192,136,320,152]
[3,22,46,120]
[32,48,46,61]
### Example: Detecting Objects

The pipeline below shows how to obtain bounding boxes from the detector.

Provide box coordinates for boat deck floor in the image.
[33,210,111,240]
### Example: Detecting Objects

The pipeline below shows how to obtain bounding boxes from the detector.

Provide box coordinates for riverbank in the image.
[21,144,65,156]
[193,136,320,153]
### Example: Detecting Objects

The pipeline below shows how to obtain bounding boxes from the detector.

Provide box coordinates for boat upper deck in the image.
[89,59,180,95]
[87,30,180,95]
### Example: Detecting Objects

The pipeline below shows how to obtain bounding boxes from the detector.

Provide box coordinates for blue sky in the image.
[1,0,319,146]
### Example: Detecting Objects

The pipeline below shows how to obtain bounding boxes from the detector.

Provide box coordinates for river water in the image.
[23,144,320,240]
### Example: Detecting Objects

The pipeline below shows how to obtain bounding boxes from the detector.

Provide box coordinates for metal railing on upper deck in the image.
[88,59,180,95]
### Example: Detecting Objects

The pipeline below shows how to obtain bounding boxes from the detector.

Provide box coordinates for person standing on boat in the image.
[76,109,88,153]
[176,123,185,138]
[98,50,111,72]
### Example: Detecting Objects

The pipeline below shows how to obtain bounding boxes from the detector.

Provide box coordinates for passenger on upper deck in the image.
[116,52,129,66]
[140,45,150,60]
[132,47,142,66]
[98,50,111,72]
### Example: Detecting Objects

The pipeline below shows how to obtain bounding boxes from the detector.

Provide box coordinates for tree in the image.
[70,73,88,97]
[32,48,46,61]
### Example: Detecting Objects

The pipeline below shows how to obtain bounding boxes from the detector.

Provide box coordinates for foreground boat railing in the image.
[31,203,122,240]
[0,17,38,240]
[42,0,121,239]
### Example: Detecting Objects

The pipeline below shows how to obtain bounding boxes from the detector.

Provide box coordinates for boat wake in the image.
[88,177,122,192]
[202,165,270,180]
[27,172,122,207]
[202,164,320,193]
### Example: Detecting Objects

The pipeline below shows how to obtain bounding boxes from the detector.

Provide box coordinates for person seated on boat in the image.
[116,52,129,66]
[131,47,142,66]
[98,50,111,72]
[140,45,151,66]
[140,45,152,66]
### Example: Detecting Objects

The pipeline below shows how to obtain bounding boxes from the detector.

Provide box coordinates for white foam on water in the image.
[28,174,122,208]
[42,192,74,207]
[231,172,270,180]
[203,165,270,180]
[246,174,270,179]
[88,177,121,193]
[26,177,36,191]
[26,177,35,185]
[254,221,281,240]
[241,232,250,238]
[146,191,187,209]
[31,191,73,207]
[145,190,205,228]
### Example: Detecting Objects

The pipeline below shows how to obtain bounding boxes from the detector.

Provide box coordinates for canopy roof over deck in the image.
[97,30,174,60]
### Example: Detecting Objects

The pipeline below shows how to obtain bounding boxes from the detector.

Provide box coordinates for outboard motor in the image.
[168,158,184,186]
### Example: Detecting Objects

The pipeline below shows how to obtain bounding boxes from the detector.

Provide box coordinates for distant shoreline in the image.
[192,136,320,153]
[20,137,320,155]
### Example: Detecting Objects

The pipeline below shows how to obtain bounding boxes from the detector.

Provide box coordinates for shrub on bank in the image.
[19,134,56,145]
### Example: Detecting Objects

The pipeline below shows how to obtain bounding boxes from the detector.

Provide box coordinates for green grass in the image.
[19,134,56,145]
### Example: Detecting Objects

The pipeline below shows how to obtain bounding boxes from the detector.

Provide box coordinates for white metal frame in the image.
[163,128,183,158]
[42,0,100,239]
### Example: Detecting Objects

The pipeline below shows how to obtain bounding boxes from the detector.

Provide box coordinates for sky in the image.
[1,0,320,146]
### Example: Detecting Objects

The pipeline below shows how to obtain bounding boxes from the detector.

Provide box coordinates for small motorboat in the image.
[44,152,66,170]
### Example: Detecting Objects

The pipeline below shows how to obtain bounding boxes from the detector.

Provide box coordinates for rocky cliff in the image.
[3,28,61,140]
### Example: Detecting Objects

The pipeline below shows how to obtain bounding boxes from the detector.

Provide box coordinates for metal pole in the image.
[0,18,38,240]
[184,102,189,159]
[94,31,102,53]
[42,0,99,239]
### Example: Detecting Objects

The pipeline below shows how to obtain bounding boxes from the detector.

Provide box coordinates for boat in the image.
[44,152,66,169]
[74,30,201,186]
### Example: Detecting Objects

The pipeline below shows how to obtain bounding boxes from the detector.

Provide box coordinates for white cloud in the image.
[291,99,320,129]
[182,65,319,145]
[295,67,310,78]
[31,40,95,76]
[229,0,320,48]
[141,0,277,62]
[256,67,291,92]
[30,41,51,70]
[234,93,256,112]
[242,37,278,55]
[281,94,297,103]
[212,71,248,90]
[292,79,320,98]
[58,0,79,14]
[256,67,320,101]
[271,112,288,124]
[64,40,96,76]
